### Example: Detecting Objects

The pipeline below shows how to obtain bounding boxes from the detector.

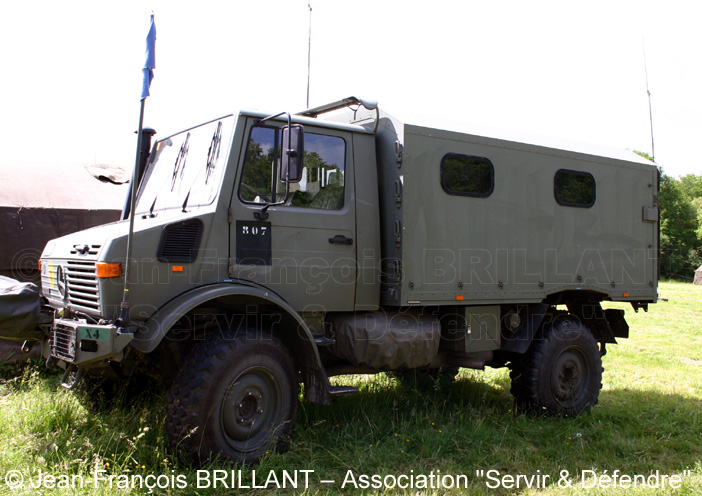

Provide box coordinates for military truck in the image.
[20,97,659,463]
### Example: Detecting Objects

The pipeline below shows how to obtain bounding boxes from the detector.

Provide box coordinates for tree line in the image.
[637,152,702,280]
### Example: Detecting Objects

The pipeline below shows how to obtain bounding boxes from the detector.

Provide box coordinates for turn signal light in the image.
[96,263,122,278]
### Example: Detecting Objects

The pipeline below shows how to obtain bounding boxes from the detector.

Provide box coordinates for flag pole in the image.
[118,14,156,327]
[118,98,145,325]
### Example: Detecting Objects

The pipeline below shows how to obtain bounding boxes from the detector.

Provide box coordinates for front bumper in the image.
[48,318,133,366]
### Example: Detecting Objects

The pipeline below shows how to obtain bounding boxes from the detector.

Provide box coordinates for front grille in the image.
[41,259,100,315]
[65,261,99,312]
[51,322,76,361]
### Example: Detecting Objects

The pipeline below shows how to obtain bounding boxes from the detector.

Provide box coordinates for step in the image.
[329,385,359,396]
[313,334,335,347]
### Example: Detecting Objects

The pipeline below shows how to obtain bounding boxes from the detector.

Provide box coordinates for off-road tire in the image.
[165,329,298,464]
[509,316,602,416]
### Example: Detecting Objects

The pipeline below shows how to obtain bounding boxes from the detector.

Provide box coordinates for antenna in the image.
[643,41,655,162]
[306,2,313,109]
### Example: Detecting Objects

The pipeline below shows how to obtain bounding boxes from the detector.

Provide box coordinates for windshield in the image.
[136,116,234,215]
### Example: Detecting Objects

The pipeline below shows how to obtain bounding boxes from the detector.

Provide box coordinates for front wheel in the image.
[509,316,602,416]
[165,329,298,464]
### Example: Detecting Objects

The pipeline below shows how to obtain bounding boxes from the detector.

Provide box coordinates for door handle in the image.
[329,235,353,245]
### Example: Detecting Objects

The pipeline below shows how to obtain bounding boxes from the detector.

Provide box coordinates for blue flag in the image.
[140,15,156,100]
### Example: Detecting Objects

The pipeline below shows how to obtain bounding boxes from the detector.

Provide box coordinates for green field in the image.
[1,281,700,495]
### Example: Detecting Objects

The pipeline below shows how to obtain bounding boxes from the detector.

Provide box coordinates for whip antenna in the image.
[643,41,655,162]
[307,3,312,109]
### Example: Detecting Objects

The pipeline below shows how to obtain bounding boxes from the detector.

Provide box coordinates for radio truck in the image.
[6,97,659,463]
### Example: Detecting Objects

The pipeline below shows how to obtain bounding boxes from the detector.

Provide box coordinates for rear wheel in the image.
[165,329,298,464]
[509,316,602,416]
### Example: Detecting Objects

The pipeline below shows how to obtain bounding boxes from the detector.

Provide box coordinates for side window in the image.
[240,126,278,203]
[554,169,595,207]
[440,153,494,198]
[291,133,346,210]
[239,126,346,210]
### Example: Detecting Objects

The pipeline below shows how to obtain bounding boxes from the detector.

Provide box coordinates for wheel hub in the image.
[552,349,587,402]
[237,390,264,425]
[558,362,579,389]
[221,368,279,449]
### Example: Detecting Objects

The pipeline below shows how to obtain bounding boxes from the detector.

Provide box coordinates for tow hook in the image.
[21,340,35,354]
[60,365,83,390]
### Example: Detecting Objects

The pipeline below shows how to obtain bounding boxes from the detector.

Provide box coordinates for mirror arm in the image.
[254,203,272,220]
[254,167,292,221]
[253,184,292,220]
[256,111,291,126]
[251,111,301,220]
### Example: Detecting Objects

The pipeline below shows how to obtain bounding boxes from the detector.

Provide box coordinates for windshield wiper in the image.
[182,122,223,212]
[171,133,190,191]
[146,196,158,218]
[205,121,223,184]
[141,133,190,218]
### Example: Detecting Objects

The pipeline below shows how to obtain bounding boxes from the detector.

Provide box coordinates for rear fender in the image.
[500,303,550,354]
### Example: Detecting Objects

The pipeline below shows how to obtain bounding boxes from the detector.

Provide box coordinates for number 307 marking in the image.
[242,225,268,236]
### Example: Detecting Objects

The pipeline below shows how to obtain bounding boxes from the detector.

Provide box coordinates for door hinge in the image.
[228,207,233,223]
[394,220,402,248]
[395,140,403,167]
[394,180,402,208]
[392,259,402,284]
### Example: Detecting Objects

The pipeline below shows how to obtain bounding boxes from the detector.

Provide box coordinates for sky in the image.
[0,0,700,178]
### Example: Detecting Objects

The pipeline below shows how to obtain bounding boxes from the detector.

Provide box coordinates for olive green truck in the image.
[27,97,659,462]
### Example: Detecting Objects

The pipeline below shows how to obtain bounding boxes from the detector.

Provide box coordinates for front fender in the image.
[130,282,330,404]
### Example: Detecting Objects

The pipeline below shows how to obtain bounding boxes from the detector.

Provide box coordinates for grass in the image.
[0,280,701,495]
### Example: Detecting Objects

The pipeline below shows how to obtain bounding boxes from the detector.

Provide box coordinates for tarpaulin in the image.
[0,276,42,341]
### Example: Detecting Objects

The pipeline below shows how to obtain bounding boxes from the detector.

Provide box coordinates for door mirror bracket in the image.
[251,111,305,219]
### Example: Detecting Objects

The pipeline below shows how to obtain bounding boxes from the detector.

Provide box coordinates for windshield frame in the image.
[135,114,234,216]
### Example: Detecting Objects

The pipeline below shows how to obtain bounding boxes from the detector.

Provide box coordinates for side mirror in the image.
[280,124,304,183]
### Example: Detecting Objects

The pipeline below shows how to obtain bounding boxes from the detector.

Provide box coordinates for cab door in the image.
[229,118,356,311]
